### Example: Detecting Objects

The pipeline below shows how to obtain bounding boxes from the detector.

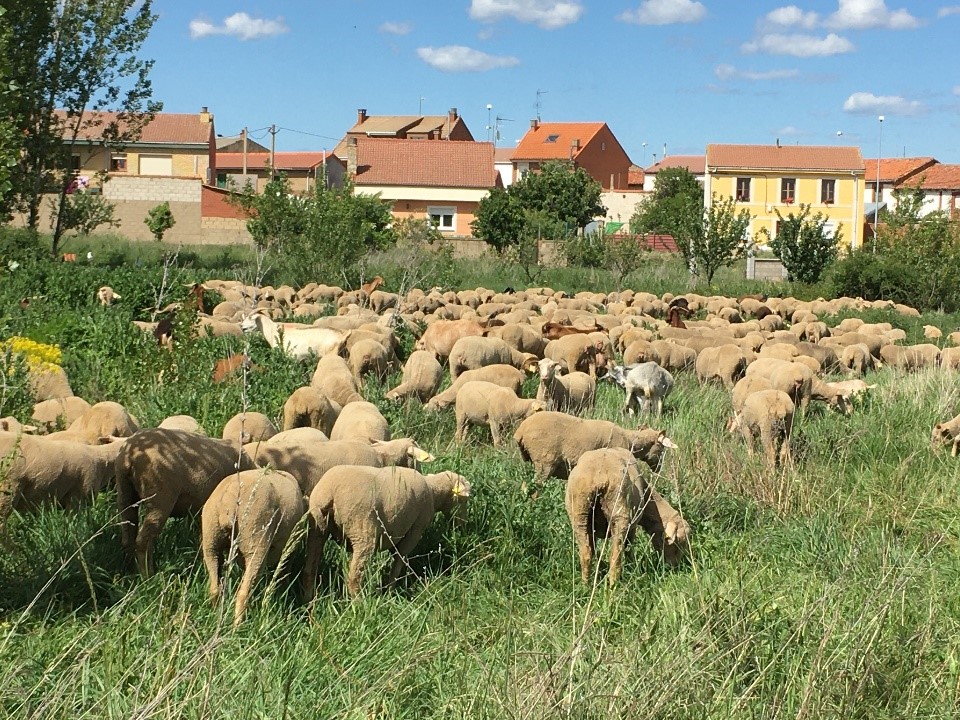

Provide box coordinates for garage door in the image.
[139,154,173,176]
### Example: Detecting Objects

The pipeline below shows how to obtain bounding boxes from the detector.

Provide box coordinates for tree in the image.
[510,160,605,231]
[603,232,652,287]
[630,167,703,237]
[0,6,18,201]
[54,189,119,238]
[768,204,842,284]
[145,201,175,242]
[1,0,161,257]
[471,186,525,254]
[675,194,753,284]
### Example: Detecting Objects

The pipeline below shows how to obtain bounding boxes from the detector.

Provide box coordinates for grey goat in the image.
[609,362,675,416]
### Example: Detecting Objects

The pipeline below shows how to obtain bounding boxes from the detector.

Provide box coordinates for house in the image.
[704,143,866,250]
[863,157,938,210]
[345,137,499,236]
[215,151,345,193]
[333,108,474,160]
[642,155,706,192]
[897,163,960,218]
[494,147,515,187]
[215,134,269,154]
[509,120,633,190]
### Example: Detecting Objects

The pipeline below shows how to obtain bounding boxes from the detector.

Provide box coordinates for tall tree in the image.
[470,186,526,253]
[630,166,703,237]
[510,160,605,231]
[1,0,161,256]
[0,6,19,200]
[675,194,753,284]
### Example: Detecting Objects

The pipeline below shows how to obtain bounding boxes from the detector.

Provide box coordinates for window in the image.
[781,178,796,204]
[736,177,751,202]
[70,154,81,176]
[821,179,836,204]
[110,153,127,172]
[545,134,560,143]
[427,206,455,232]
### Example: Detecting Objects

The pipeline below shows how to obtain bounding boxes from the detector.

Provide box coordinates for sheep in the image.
[31,396,92,432]
[265,427,329,445]
[116,428,258,577]
[949,331,960,347]
[96,286,121,306]
[731,375,775,413]
[543,334,608,378]
[940,347,960,370]
[302,466,471,599]
[565,448,690,584]
[825,379,876,397]
[415,319,486,360]
[448,336,538,380]
[839,343,881,376]
[609,362,675,416]
[201,468,306,627]
[425,365,527,412]
[923,325,943,341]
[310,354,364,406]
[695,345,748,389]
[282,386,339,436]
[222,412,278,445]
[385,351,444,403]
[931,413,960,457]
[241,310,349,361]
[45,401,139,444]
[541,321,600,340]
[746,358,814,411]
[344,337,392,385]
[809,379,853,415]
[329,401,390,443]
[28,365,74,402]
[727,389,795,467]
[535,357,596,414]
[513,411,678,480]
[484,323,549,357]
[454,380,545,447]
[0,417,37,434]
[879,344,941,372]
[0,434,127,530]
[157,415,206,434]
[650,341,697,373]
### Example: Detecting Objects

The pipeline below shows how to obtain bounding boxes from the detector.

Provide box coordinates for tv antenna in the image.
[494,115,513,146]
[535,89,548,120]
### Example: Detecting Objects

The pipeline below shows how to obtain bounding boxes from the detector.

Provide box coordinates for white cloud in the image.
[379,21,413,35]
[469,0,583,29]
[189,12,288,40]
[939,5,960,16]
[618,0,707,25]
[714,63,800,81]
[763,5,820,28]
[842,91,923,115]
[417,46,520,72]
[742,32,854,56]
[825,0,920,30]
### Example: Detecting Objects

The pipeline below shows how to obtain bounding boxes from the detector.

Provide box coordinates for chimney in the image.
[357,108,367,125]
[199,106,212,124]
[448,107,458,124]
[776,137,781,148]
[346,137,358,176]
[663,143,667,159]
[530,118,540,130]
[570,138,580,160]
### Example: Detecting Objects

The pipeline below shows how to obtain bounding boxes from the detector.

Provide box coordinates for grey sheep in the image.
[932,413,960,457]
[535,358,596,414]
[728,389,795,467]
[513,411,678,480]
[302,465,471,599]
[385,351,444,402]
[566,448,690,584]
[201,468,306,627]
[282,386,339,436]
[609,362,674,416]
[222,411,278,445]
[424,364,527,412]
[329,401,390,443]
[454,380,545,447]
[448,336,538,380]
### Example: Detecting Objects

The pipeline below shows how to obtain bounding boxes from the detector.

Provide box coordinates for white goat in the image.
[609,362,674,416]
[241,311,348,361]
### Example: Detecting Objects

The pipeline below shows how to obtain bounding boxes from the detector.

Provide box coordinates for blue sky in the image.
[145,0,960,165]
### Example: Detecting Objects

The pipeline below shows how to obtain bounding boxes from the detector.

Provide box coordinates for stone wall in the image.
[103,176,202,203]
[746,257,788,281]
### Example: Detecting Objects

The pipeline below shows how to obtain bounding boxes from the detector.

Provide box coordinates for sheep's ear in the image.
[664,520,678,544]
[410,446,435,463]
[451,478,472,498]
[659,434,678,449]
[113,292,122,299]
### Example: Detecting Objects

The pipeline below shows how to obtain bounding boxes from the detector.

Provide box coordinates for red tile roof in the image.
[511,122,606,161]
[628,165,645,187]
[217,152,335,171]
[494,147,515,163]
[645,155,705,174]
[898,163,960,190]
[707,144,864,172]
[862,157,938,183]
[354,138,498,189]
[56,109,213,145]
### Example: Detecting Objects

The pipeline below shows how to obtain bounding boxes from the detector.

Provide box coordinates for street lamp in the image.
[873,115,884,252]
[642,141,648,166]
[486,103,493,143]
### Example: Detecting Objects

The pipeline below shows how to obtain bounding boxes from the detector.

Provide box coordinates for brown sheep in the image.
[746,358,814,411]
[329,401,390,443]
[454,381,544,447]
[415,319,486,360]
[728,389,795,467]
[222,411,278,445]
[385,351,444,402]
[880,344,940,371]
[931,414,960,457]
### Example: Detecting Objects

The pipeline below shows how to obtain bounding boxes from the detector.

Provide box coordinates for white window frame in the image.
[427,206,456,232]
[110,153,128,172]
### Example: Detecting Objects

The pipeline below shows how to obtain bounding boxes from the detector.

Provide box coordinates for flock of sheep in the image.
[3,278,960,628]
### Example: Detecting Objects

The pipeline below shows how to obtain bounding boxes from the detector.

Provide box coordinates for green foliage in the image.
[630,166,704,236]
[561,232,607,268]
[363,217,462,291]
[0,6,17,201]
[470,186,525,254]
[767,203,842,284]
[675,194,754,284]
[52,189,119,239]
[562,230,652,286]
[144,201,175,242]
[510,160,605,231]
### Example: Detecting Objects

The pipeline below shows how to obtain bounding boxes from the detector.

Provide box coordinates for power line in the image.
[277,126,341,143]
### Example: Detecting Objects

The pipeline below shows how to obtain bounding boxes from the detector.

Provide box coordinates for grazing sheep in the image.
[157,415,206,434]
[448,336,538,380]
[809,379,853,415]
[931,414,960,457]
[746,358,814,411]
[609,362,674,416]
[879,344,941,372]
[565,448,690,584]
[302,466,471,599]
[424,365,527,412]
[939,346,960,370]
[513,411,677,480]
[535,357,596,414]
[329,401,390,443]
[825,379,876,397]
[622,339,656,366]
[282,386,339,436]
[310,353,364,406]
[0,417,37,434]
[28,364,74,402]
[45,401,139,444]
[731,376,775,413]
[222,412,278,445]
[116,428,258,577]
[201,468,306,627]
[484,323,548,357]
[923,325,943,341]
[385,351,444,403]
[728,389,795,467]
[31,396,92,431]
[650,341,697,373]
[695,345,748,389]
[840,343,881,376]
[0,434,127,530]
[265,427,329,445]
[544,334,608,378]
[454,380,544,446]
[949,331,960,347]
[415,319,486,360]
[346,337,392,384]
[96,286,122,306]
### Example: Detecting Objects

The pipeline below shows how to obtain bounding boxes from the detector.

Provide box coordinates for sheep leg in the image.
[489,420,504,448]
[346,541,376,598]
[203,541,224,606]
[301,517,329,603]
[234,550,266,628]
[135,506,171,579]
[454,413,469,444]
[607,518,630,586]
[952,437,959,458]
[738,423,756,456]
[570,512,594,584]
[382,520,430,591]
[759,425,778,467]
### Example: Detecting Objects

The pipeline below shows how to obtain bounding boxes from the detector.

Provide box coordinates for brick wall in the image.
[104,176,202,203]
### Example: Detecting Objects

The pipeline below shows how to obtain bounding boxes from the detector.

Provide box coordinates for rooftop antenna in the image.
[535,89,547,121]
[418,96,425,115]
[494,115,513,147]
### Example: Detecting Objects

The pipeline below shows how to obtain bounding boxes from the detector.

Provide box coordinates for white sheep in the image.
[424,364,527,412]
[157,414,206,434]
[329,401,390,443]
[96,286,122,306]
[609,362,674,416]
[44,401,140,444]
[535,358,596,414]
[302,465,471,598]
[31,396,92,431]
[385,350,444,403]
[931,413,960,457]
[454,380,545,447]
[448,336,538,380]
[310,354,364,406]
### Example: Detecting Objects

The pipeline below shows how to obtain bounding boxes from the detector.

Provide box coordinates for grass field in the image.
[1,246,960,718]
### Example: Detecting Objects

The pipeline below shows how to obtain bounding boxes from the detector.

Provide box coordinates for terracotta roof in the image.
[494,147,515,163]
[628,164,645,186]
[354,138,498,189]
[862,157,937,183]
[335,112,471,158]
[511,122,606,161]
[217,152,335,171]
[898,163,960,190]
[706,144,864,172]
[56,109,213,145]
[645,155,706,174]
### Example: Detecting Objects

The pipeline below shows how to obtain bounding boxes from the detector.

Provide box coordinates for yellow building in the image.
[704,144,866,250]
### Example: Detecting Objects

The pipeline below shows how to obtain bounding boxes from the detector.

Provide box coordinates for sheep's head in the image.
[537,357,561,382]
[526,400,546,417]
[931,423,954,451]
[428,472,472,522]
[655,517,692,566]
[406,441,435,465]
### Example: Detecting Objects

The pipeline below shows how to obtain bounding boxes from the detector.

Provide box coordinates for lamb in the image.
[513,411,678,480]
[727,389,795,467]
[222,411,278,445]
[241,310,349,361]
[282,386,339,436]
[565,448,690,584]
[302,466,471,599]
[201,468,306,627]
[0,434,127,530]
[424,364,527,412]
[310,354,364,406]
[96,286,121,306]
[543,334,608,378]
[535,358,596,414]
[329,401,390,443]
[609,362,674,416]
[695,345,748,389]
[448,336,538,380]
[116,428,258,577]
[45,401,139,444]
[157,415,206,434]
[31,396,92,431]
[931,413,960,457]
[385,351,444,403]
[454,380,545,447]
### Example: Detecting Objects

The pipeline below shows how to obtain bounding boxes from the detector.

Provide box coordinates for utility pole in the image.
[269,124,278,180]
[242,126,248,175]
